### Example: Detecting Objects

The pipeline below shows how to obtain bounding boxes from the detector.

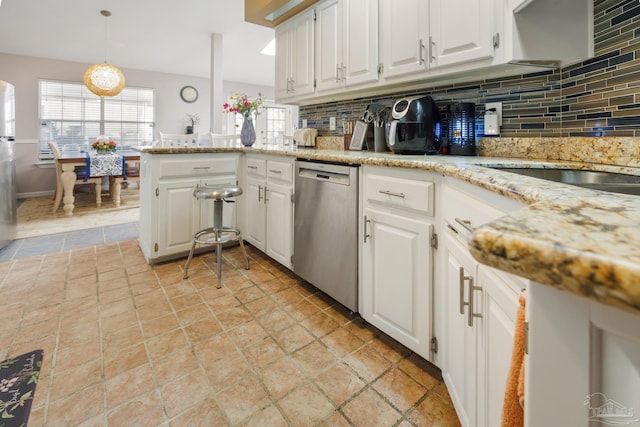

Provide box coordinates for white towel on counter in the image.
[293,128,317,147]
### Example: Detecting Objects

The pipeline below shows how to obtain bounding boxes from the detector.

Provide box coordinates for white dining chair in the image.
[159,132,199,148]
[210,133,240,147]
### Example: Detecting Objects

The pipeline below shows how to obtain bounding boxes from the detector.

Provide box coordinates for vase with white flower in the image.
[222,92,264,147]
[92,136,116,154]
[186,113,199,134]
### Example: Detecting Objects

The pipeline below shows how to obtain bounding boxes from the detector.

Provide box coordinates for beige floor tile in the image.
[344,344,393,382]
[49,358,102,403]
[314,362,366,406]
[193,334,237,364]
[278,382,336,427]
[408,393,462,427]
[318,411,352,427]
[273,324,315,354]
[184,317,223,343]
[245,295,278,317]
[260,357,306,399]
[292,341,337,376]
[107,390,166,427]
[399,353,442,390]
[342,387,402,426]
[168,397,226,427]
[205,293,241,313]
[146,328,189,361]
[46,382,105,426]
[203,350,251,392]
[241,404,288,427]
[373,367,428,412]
[243,336,286,369]
[321,326,365,358]
[282,298,321,321]
[257,308,295,334]
[216,306,254,330]
[227,319,269,349]
[103,342,149,378]
[216,374,270,424]
[105,363,156,409]
[140,313,181,338]
[153,347,201,386]
[174,303,212,326]
[300,312,340,338]
[160,369,212,419]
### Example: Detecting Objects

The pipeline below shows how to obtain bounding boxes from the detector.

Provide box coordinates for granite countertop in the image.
[135,143,640,315]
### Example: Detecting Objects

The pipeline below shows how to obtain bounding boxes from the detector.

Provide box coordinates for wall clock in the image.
[180,85,198,103]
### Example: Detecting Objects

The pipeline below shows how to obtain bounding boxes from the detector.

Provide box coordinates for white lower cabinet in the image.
[244,154,294,269]
[139,152,239,263]
[438,176,525,427]
[527,282,640,426]
[360,166,436,360]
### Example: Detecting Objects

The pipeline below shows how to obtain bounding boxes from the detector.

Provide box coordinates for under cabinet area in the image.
[243,154,294,269]
[360,166,437,360]
[139,152,239,264]
[437,176,526,427]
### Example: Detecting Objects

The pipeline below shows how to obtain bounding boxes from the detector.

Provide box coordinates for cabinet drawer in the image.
[365,173,434,215]
[267,161,293,184]
[158,157,237,178]
[246,157,266,177]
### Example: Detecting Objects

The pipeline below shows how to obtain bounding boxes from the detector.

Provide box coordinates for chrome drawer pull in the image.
[364,216,371,243]
[468,279,483,327]
[378,190,405,198]
[248,165,258,169]
[459,267,470,315]
[192,166,211,171]
[258,185,263,202]
[269,169,282,174]
[454,217,475,233]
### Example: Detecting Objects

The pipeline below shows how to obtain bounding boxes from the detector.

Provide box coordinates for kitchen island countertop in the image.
[135,144,640,315]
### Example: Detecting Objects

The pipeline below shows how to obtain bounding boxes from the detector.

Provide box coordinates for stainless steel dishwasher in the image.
[294,160,359,312]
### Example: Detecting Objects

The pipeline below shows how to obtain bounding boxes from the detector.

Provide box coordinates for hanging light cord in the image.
[101,10,111,64]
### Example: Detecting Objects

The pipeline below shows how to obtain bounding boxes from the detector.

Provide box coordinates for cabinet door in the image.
[265,181,293,269]
[292,8,316,97]
[200,175,238,231]
[429,0,494,68]
[380,0,429,78]
[245,176,267,252]
[476,266,521,427]
[157,178,199,258]
[361,207,432,358]
[342,0,379,86]
[315,0,342,92]
[275,23,292,100]
[442,232,478,427]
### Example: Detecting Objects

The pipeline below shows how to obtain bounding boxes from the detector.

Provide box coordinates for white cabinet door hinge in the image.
[431,336,438,354]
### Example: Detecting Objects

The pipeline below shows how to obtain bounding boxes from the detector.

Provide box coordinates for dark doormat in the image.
[0,350,43,426]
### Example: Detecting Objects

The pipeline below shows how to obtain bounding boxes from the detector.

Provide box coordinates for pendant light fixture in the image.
[83,10,125,97]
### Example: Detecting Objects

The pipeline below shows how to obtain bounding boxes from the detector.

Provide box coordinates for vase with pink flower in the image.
[222,92,264,147]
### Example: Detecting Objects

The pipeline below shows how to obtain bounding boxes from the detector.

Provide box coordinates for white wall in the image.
[0,52,274,197]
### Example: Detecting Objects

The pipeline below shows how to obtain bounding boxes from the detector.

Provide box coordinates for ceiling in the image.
[0,0,276,87]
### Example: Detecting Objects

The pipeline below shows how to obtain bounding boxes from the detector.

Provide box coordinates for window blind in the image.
[39,80,155,160]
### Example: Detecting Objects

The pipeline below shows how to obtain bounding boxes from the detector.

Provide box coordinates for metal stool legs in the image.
[183,197,250,288]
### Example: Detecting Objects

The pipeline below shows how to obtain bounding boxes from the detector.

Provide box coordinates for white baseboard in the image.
[18,190,54,199]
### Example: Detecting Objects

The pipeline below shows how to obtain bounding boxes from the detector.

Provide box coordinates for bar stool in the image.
[183,184,250,288]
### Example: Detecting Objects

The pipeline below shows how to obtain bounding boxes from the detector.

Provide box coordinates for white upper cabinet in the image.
[315,0,379,92]
[429,0,495,68]
[380,0,429,78]
[275,8,315,100]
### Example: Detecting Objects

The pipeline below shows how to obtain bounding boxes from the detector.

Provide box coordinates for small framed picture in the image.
[349,121,368,150]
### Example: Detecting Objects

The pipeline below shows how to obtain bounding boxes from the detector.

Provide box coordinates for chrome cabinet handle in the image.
[364,216,371,243]
[468,278,483,327]
[459,267,470,315]
[455,218,475,233]
[336,64,341,83]
[429,36,436,63]
[379,189,405,198]
[248,165,258,170]
[193,166,211,171]
[264,187,269,204]
[419,39,425,64]
[258,185,263,203]
[268,169,282,174]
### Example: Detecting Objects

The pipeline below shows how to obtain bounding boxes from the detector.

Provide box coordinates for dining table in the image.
[57,149,140,216]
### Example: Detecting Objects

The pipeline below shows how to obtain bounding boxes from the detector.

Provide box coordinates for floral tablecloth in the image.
[85,151,126,181]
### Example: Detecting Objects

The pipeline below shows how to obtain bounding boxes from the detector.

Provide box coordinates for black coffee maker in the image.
[387,95,441,155]
[447,102,476,156]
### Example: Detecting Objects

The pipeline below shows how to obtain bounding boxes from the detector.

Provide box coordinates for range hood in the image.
[245,0,319,27]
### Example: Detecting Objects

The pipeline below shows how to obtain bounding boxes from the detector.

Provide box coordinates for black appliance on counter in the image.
[447,102,476,156]
[387,95,441,154]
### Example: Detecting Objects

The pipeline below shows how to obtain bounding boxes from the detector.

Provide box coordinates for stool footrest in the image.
[193,227,242,245]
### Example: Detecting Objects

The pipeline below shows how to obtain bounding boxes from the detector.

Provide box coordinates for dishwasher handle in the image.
[298,167,351,185]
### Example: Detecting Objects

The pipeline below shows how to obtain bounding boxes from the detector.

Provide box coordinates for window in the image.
[266,106,287,142]
[39,80,155,160]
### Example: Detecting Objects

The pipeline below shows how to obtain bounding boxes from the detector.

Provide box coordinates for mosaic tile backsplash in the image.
[300,0,640,139]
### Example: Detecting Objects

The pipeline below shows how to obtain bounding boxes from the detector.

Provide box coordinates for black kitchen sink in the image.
[488,167,640,196]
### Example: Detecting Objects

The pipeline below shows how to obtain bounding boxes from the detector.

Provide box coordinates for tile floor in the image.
[0,237,461,426]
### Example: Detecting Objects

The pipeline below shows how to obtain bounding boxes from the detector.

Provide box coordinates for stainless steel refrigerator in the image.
[0,81,16,250]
